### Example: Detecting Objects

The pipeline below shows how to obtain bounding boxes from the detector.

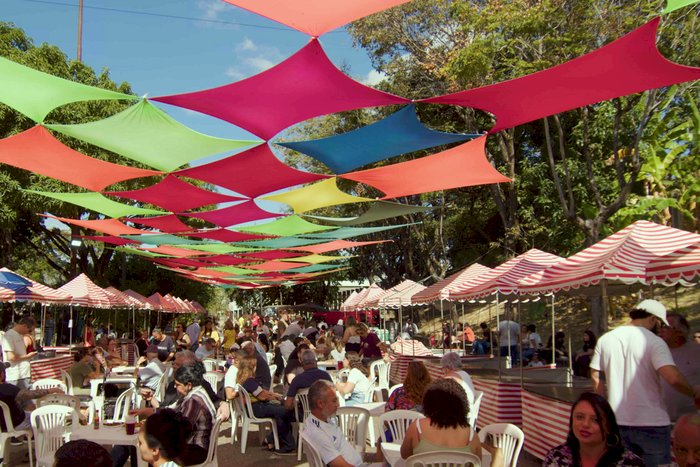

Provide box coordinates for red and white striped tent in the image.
[518,220,700,295]
[349,284,385,311]
[58,273,127,308]
[0,267,72,304]
[340,290,359,311]
[411,263,492,305]
[448,249,564,301]
[148,293,178,313]
[646,241,700,285]
[123,289,159,310]
[105,286,149,309]
[360,280,419,309]
[379,280,427,308]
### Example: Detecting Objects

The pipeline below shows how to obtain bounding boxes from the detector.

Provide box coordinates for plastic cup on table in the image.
[125,414,136,435]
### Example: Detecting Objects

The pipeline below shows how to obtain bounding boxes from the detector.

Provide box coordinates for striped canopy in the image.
[348,284,386,311]
[365,279,426,309]
[123,289,159,310]
[518,220,700,294]
[105,286,150,309]
[0,267,72,305]
[411,263,492,305]
[339,290,359,312]
[646,241,700,285]
[448,249,564,301]
[58,273,127,308]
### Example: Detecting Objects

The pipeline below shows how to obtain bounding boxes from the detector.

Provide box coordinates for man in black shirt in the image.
[284,349,332,412]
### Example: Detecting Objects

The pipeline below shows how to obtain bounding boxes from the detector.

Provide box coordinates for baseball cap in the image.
[636,299,668,325]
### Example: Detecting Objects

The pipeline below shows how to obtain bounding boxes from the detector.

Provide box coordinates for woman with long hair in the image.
[222,319,236,350]
[385,361,431,412]
[138,409,191,466]
[543,392,643,466]
[335,351,371,406]
[343,316,362,353]
[173,323,191,351]
[198,319,220,346]
[573,330,597,377]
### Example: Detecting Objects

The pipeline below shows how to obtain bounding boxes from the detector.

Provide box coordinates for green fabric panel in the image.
[26,190,165,218]
[182,243,260,253]
[47,100,260,171]
[206,266,259,276]
[305,201,433,226]
[240,215,336,236]
[241,237,330,249]
[303,223,416,239]
[0,58,137,123]
[121,234,211,246]
[280,264,343,273]
[281,254,348,264]
[663,0,699,13]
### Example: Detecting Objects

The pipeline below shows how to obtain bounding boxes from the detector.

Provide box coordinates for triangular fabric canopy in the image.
[422,19,700,133]
[518,220,700,294]
[363,279,421,309]
[380,280,427,308]
[58,273,125,308]
[281,254,347,264]
[279,105,479,173]
[206,266,260,276]
[222,0,411,36]
[133,245,214,257]
[47,100,260,171]
[153,39,408,139]
[178,243,259,254]
[448,249,564,301]
[184,228,270,243]
[43,215,147,236]
[120,233,211,246]
[240,215,336,236]
[82,235,138,246]
[182,201,280,228]
[663,0,700,13]
[303,224,415,240]
[262,178,372,214]
[129,215,192,233]
[198,254,262,265]
[28,190,165,218]
[305,201,432,226]
[240,260,312,272]
[412,263,493,304]
[280,263,342,274]
[290,239,390,254]
[647,242,700,284]
[107,175,243,212]
[242,236,329,249]
[175,144,330,198]
[0,268,72,305]
[0,126,161,191]
[0,57,138,123]
[237,250,306,260]
[341,136,510,199]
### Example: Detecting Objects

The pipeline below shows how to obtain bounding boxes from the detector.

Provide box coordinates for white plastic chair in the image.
[30,378,67,394]
[335,406,370,454]
[294,388,312,460]
[233,385,279,454]
[202,359,218,372]
[369,360,391,389]
[405,450,481,467]
[59,370,74,396]
[106,388,134,424]
[0,400,33,467]
[36,394,81,413]
[204,372,224,393]
[268,364,277,391]
[153,372,169,404]
[364,378,378,403]
[387,383,403,400]
[228,399,240,444]
[478,423,524,467]
[30,405,78,467]
[266,352,274,364]
[190,416,223,467]
[467,390,484,440]
[379,410,424,445]
[300,431,324,467]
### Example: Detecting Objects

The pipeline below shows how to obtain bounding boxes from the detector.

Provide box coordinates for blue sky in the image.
[3,0,384,140]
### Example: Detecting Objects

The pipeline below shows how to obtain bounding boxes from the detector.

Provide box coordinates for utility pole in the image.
[77,0,84,62]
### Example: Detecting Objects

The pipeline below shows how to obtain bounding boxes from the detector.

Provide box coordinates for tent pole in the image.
[551,295,556,366]
[440,300,444,355]
[461,302,465,355]
[518,300,524,388]
[69,305,73,348]
[488,302,493,357]
[496,294,501,381]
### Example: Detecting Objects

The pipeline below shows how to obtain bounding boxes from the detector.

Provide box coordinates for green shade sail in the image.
[181,243,260,254]
[207,266,260,276]
[281,254,348,264]
[240,215,336,237]
[280,264,344,273]
[47,100,260,171]
[26,190,165,218]
[261,178,372,213]
[305,201,433,226]
[242,237,330,249]
[0,57,138,123]
[121,234,212,246]
[663,0,699,13]
[303,223,416,240]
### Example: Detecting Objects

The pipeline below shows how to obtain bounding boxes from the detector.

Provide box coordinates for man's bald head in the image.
[673,413,700,467]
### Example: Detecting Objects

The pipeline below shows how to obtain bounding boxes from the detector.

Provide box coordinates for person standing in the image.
[1,317,37,389]
[590,299,700,466]
[497,315,520,366]
[185,320,200,352]
[659,312,700,422]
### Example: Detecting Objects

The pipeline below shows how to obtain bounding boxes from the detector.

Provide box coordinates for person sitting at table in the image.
[135,344,166,392]
[137,409,191,467]
[55,440,112,467]
[400,378,501,464]
[134,330,149,358]
[303,379,364,467]
[106,337,128,366]
[198,319,220,346]
[284,349,332,413]
[194,338,217,361]
[235,355,296,454]
[173,323,191,351]
[152,328,176,362]
[283,342,310,385]
[440,351,475,405]
[386,361,431,413]
[69,348,104,396]
[224,349,246,401]
[335,351,371,406]
[542,392,644,467]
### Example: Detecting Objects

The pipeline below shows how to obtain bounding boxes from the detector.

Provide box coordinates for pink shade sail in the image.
[239,260,311,272]
[412,263,493,305]
[176,144,330,198]
[140,245,213,257]
[341,136,510,199]
[43,215,146,236]
[153,39,408,139]
[646,242,700,285]
[237,250,307,260]
[58,273,126,308]
[422,18,700,133]
[128,214,193,233]
[518,220,700,294]
[0,267,72,305]
[106,175,244,212]
[181,201,280,228]
[222,0,411,36]
[81,235,138,246]
[290,239,391,254]
[151,257,227,269]
[448,249,565,301]
[197,255,258,266]
[0,126,161,191]
[184,228,271,243]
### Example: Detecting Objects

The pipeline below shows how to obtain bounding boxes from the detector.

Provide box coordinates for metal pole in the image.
[77,0,83,62]
[496,295,501,380]
[551,295,556,366]
[461,302,465,355]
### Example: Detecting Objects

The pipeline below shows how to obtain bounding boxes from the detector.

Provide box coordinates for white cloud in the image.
[224,67,246,80]
[363,69,387,86]
[224,41,285,79]
[197,0,227,20]
[245,56,276,73]
[235,37,258,53]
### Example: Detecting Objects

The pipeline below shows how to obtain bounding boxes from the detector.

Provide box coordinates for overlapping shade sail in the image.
[303,224,415,240]
[181,201,280,227]
[82,235,138,246]
[0,126,162,191]
[305,201,432,226]
[153,39,409,139]
[28,191,165,218]
[341,136,510,199]
[184,229,270,243]
[47,100,260,171]
[240,215,336,236]
[129,215,193,233]
[261,178,373,213]
[423,19,700,133]
[291,239,391,254]
[44,215,148,236]
[279,105,479,173]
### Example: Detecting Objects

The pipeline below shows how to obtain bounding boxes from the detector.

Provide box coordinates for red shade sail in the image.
[341,136,509,199]
[290,239,390,254]
[153,39,408,139]
[58,273,127,308]
[237,250,306,260]
[128,215,193,233]
[44,215,146,236]
[107,175,244,212]
[0,126,160,191]
[184,228,271,243]
[412,263,493,304]
[422,19,700,133]
[176,144,330,198]
[182,201,280,228]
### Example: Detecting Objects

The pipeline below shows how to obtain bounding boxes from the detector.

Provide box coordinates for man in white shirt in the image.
[1,317,37,389]
[660,313,700,422]
[135,344,165,392]
[302,380,363,467]
[497,317,520,366]
[590,299,700,466]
